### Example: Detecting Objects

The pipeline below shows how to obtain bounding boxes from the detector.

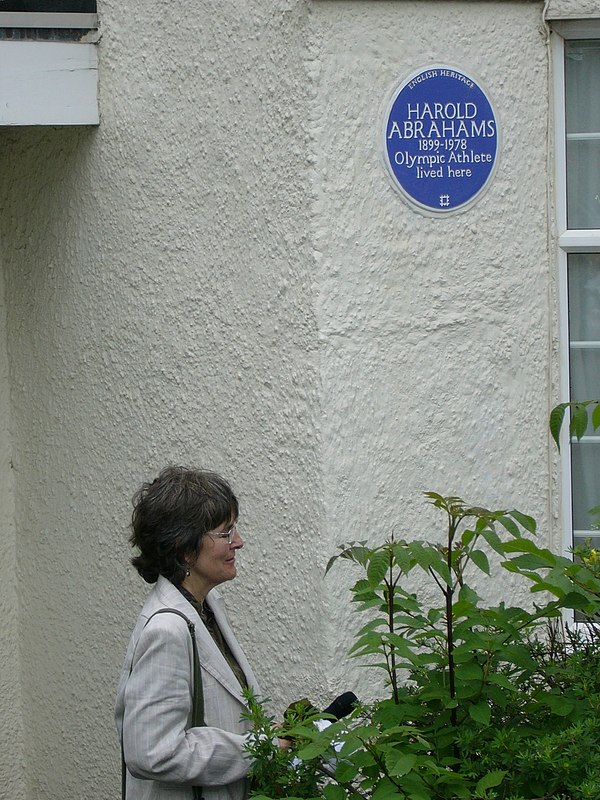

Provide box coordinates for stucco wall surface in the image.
[547,0,600,18]
[0,1,324,798]
[309,0,555,693]
[0,0,561,798]
[0,252,25,798]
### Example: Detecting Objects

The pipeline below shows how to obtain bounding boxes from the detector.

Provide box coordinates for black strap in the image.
[121,608,205,800]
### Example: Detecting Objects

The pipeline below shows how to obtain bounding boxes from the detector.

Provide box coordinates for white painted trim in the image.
[552,31,567,238]
[558,251,573,557]
[0,12,97,29]
[567,132,600,140]
[552,31,574,567]
[0,40,98,126]
[559,230,600,251]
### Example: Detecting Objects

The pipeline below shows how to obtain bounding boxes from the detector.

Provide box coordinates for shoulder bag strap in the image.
[121,607,205,800]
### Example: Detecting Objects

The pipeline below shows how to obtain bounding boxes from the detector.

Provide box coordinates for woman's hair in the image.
[130,465,239,584]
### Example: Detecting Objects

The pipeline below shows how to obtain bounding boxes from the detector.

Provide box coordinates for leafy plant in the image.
[246,494,600,800]
[242,687,325,799]
[549,400,600,451]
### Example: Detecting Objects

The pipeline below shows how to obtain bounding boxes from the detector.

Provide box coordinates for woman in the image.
[115,466,282,800]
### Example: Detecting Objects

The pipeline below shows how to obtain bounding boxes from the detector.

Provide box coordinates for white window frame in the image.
[552,20,600,568]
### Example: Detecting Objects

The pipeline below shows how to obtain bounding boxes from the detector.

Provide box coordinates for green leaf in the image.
[325,543,370,574]
[335,760,359,783]
[424,491,447,507]
[338,732,371,758]
[392,543,412,573]
[296,740,328,760]
[456,661,484,681]
[496,515,521,538]
[367,548,391,587]
[458,583,480,605]
[324,554,339,575]
[480,527,505,556]
[571,402,589,440]
[540,692,575,716]
[475,770,506,793]
[521,578,565,598]
[549,402,568,450]
[509,509,537,534]
[385,751,417,777]
[461,528,476,547]
[468,701,491,725]
[452,598,478,618]
[502,538,557,562]
[592,401,600,432]
[355,616,389,637]
[508,553,556,570]
[502,644,538,671]
[372,777,403,800]
[560,590,599,610]
[488,673,517,690]
[323,785,346,800]
[409,542,451,585]
[469,549,490,575]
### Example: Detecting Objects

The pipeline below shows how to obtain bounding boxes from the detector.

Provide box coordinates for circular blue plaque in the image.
[384,66,499,215]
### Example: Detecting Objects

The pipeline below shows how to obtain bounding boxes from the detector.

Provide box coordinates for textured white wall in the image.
[311,0,557,696]
[1,2,324,797]
[0,246,25,799]
[547,0,600,17]
[0,0,578,797]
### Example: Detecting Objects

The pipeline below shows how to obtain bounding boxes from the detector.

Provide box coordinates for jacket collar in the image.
[146,576,259,703]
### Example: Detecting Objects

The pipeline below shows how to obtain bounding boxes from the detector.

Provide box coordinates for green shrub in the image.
[245,494,600,800]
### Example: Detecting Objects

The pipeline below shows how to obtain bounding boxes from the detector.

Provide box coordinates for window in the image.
[567,254,600,547]
[554,23,600,555]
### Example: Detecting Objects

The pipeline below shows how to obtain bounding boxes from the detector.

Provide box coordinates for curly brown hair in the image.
[130,466,239,584]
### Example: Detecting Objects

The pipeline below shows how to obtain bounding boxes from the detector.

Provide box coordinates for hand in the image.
[276,736,292,751]
[273,723,292,750]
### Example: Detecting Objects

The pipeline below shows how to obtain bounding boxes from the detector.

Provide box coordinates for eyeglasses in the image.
[207,524,239,545]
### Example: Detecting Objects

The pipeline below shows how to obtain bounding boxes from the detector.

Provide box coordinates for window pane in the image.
[574,534,600,550]
[565,40,600,133]
[566,140,600,229]
[565,40,600,229]
[571,442,600,532]
[569,350,600,428]
[568,254,600,536]
[568,253,600,340]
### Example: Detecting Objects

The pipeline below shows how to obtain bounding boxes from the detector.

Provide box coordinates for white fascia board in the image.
[0,40,98,126]
[0,12,97,28]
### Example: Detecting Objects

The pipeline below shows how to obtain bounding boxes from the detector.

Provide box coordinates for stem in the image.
[446,513,458,731]
[386,550,399,704]
[428,565,445,594]
[361,738,404,792]
[315,765,369,800]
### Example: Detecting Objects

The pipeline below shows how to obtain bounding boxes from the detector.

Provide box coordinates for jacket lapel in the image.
[151,577,255,705]
[207,589,260,694]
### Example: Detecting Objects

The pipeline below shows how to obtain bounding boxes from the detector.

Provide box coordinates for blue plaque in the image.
[384,66,499,215]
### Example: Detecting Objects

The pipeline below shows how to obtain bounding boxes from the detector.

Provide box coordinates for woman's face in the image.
[185,519,244,600]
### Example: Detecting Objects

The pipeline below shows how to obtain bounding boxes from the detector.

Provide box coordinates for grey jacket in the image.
[115,576,260,800]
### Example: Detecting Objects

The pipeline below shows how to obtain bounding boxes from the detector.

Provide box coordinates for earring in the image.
[185,565,190,576]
